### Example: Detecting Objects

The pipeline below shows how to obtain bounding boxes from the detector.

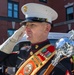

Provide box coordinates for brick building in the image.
[0,0,74,44]
[50,0,74,33]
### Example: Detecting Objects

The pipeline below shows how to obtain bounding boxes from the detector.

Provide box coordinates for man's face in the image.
[25,22,50,43]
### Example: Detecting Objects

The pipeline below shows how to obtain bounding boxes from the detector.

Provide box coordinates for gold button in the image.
[30,51,33,55]
[35,45,39,49]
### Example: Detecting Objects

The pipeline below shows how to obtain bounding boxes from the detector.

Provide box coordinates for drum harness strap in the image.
[15,44,55,75]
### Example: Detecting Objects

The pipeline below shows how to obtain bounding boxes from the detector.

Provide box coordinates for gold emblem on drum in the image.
[23,6,27,12]
[24,63,33,75]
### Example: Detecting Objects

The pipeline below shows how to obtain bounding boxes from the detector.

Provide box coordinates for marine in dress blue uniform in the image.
[0,3,72,75]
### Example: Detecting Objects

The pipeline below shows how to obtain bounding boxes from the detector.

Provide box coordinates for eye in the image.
[30,24,35,27]
[25,23,37,28]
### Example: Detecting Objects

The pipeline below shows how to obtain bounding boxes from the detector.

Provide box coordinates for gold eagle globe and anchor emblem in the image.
[23,6,27,12]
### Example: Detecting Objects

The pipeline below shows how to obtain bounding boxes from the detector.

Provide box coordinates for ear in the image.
[45,23,51,32]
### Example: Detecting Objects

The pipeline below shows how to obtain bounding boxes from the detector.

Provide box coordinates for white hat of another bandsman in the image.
[21,3,58,25]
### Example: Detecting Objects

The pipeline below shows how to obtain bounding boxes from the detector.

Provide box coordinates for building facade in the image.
[0,0,74,44]
[50,0,74,32]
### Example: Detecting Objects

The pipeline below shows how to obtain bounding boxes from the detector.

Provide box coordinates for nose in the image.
[25,25,31,31]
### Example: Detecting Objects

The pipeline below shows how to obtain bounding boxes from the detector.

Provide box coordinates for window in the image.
[66,6,73,21]
[39,0,47,3]
[7,29,16,37]
[8,1,19,18]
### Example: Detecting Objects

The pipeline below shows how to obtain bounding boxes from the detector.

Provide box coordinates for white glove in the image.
[0,26,25,54]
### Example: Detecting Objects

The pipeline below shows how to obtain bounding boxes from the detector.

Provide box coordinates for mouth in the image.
[26,34,32,39]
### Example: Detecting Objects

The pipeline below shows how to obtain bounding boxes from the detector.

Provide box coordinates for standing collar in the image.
[31,39,50,51]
